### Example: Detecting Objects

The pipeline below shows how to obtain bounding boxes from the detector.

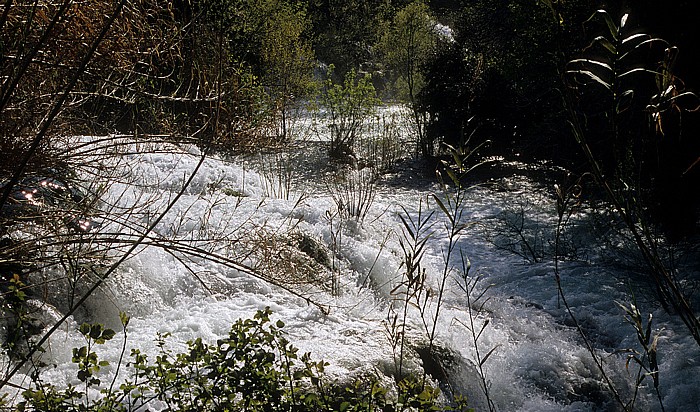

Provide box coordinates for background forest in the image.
[2,0,700,410]
[5,0,698,235]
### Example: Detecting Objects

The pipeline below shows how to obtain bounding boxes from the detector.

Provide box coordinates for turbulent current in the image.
[2,122,699,411]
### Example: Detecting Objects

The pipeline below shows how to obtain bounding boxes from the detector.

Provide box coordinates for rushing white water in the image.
[2,121,699,411]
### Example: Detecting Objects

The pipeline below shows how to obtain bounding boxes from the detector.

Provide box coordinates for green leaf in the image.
[444,166,459,186]
[102,328,116,341]
[620,33,651,47]
[620,13,629,29]
[77,370,90,382]
[398,213,415,239]
[568,59,613,73]
[119,312,131,328]
[432,195,451,222]
[90,324,104,340]
[619,37,668,61]
[618,68,659,79]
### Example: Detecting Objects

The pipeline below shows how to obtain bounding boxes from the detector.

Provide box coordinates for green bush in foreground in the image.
[7,308,470,411]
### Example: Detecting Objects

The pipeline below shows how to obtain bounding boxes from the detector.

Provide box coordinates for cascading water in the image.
[1,112,699,411]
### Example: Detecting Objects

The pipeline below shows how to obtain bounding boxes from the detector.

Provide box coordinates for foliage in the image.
[306,0,400,76]
[1,274,35,359]
[8,308,469,411]
[379,1,436,102]
[260,1,316,139]
[326,167,377,222]
[0,0,319,162]
[385,136,490,409]
[566,9,700,238]
[388,200,434,378]
[418,41,485,157]
[323,107,407,224]
[419,0,591,159]
[379,0,438,157]
[319,67,380,160]
[435,140,496,412]
[200,0,316,141]
[616,299,665,411]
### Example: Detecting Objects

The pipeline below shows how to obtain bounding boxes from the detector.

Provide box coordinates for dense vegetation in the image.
[2,0,699,410]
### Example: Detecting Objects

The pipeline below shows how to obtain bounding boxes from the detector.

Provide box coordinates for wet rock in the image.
[294,232,331,268]
[0,173,98,233]
[414,344,491,411]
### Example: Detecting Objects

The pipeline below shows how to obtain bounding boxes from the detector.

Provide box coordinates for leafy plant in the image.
[18,315,127,411]
[326,167,377,223]
[453,271,497,412]
[10,308,468,411]
[386,134,489,408]
[616,299,665,411]
[388,199,434,379]
[319,67,380,161]
[72,323,115,388]
[259,0,316,140]
[436,141,496,412]
[1,274,35,359]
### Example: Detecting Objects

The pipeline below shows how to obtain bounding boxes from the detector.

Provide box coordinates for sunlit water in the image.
[2,117,699,411]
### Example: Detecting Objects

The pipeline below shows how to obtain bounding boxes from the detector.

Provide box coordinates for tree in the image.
[306,0,397,76]
[261,1,316,140]
[379,0,437,157]
[434,0,591,160]
[194,0,316,144]
[418,40,485,152]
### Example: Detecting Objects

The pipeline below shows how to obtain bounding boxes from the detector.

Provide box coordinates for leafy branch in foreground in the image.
[7,308,470,411]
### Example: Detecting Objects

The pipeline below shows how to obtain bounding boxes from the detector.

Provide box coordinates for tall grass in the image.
[384,135,495,408]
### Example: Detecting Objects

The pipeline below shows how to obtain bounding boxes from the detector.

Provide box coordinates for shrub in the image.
[7,308,469,411]
[326,166,377,222]
[320,67,380,161]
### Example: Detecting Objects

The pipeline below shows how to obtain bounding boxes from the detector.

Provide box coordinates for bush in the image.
[320,67,380,161]
[6,308,469,411]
